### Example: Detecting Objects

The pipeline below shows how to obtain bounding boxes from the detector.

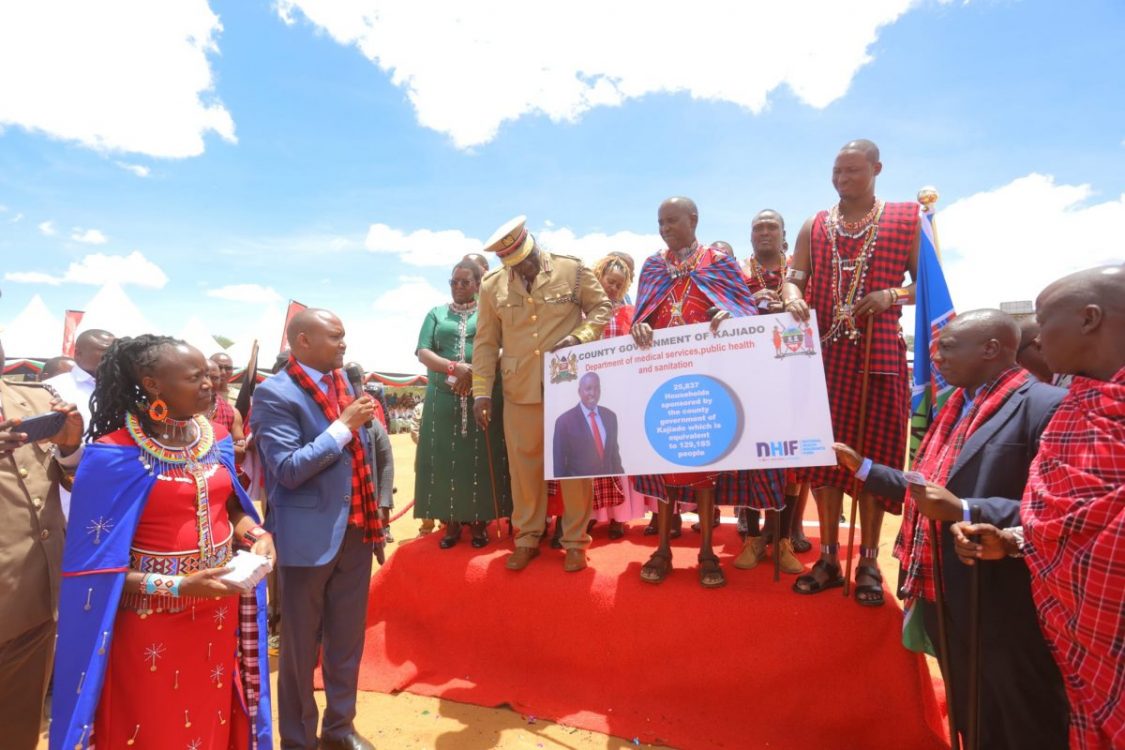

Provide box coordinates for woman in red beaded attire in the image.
[784,140,920,606]
[52,335,274,750]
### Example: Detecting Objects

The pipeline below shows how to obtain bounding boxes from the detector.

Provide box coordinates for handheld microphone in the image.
[343,363,373,429]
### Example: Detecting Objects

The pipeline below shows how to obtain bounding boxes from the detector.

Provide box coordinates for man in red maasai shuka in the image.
[953,265,1125,750]
[786,139,921,606]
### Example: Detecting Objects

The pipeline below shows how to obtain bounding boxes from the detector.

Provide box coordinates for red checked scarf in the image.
[285,357,384,545]
[1023,366,1125,750]
[894,366,1029,601]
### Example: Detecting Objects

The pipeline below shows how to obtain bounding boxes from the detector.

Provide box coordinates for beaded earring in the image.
[147,398,169,422]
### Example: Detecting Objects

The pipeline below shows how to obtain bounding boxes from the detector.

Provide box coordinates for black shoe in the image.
[470,522,489,548]
[439,522,462,549]
[320,732,376,750]
[608,521,625,540]
[550,518,564,549]
[643,516,659,536]
[670,512,683,539]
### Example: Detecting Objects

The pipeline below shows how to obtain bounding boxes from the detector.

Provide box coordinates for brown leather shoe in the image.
[505,546,540,571]
[320,732,376,750]
[563,548,588,572]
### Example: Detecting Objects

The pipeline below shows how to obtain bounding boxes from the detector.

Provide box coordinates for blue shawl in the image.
[50,435,272,750]
[632,246,759,325]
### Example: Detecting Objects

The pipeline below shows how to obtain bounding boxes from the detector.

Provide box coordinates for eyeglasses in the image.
[449,278,475,287]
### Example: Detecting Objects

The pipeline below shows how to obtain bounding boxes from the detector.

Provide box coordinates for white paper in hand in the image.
[219,550,273,592]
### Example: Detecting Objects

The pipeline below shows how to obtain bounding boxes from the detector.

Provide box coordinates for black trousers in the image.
[921,598,1068,749]
[278,527,373,750]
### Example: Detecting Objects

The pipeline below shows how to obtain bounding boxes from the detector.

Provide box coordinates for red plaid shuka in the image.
[211,395,237,431]
[1023,366,1125,750]
[894,367,1030,601]
[592,306,633,510]
[285,357,385,545]
[237,591,262,750]
[802,201,917,508]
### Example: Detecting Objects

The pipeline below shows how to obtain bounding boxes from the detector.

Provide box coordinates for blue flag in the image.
[909,208,956,462]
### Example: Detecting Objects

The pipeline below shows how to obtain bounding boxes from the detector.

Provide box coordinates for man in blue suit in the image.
[552,372,625,477]
[251,308,379,750]
[835,309,1069,749]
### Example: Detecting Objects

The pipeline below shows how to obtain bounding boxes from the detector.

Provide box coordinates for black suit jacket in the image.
[867,379,1070,747]
[552,403,624,477]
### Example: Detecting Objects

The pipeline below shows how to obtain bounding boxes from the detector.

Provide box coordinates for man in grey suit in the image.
[835,309,1069,749]
[251,309,379,750]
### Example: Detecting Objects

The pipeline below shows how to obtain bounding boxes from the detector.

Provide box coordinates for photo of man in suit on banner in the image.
[552,372,624,478]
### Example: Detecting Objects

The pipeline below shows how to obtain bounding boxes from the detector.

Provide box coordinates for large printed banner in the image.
[544,313,836,480]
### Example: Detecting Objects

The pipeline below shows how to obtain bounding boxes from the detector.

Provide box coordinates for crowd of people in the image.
[0,138,1121,750]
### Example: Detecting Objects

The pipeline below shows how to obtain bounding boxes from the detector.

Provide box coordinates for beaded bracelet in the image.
[243,525,267,545]
[144,574,184,598]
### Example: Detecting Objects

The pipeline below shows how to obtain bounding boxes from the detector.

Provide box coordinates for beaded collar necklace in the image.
[126,411,219,476]
[664,242,704,280]
[449,300,477,314]
[748,252,786,293]
[822,201,885,344]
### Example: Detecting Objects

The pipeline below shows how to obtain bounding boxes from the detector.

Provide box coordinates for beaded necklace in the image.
[449,302,477,436]
[126,411,222,566]
[822,201,885,344]
[834,197,881,238]
[664,243,705,324]
[747,252,786,294]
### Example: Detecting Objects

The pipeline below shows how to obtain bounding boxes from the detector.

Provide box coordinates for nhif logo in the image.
[550,352,579,384]
[757,440,800,458]
[771,323,817,359]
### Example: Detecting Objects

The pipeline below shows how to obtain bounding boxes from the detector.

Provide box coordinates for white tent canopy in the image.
[76,283,155,339]
[1,294,62,358]
[176,315,222,357]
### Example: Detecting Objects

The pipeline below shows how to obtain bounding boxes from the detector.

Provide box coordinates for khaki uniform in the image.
[0,380,69,750]
[473,251,612,549]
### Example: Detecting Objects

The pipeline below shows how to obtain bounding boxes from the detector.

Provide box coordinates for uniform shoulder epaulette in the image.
[482,266,505,281]
[7,379,59,399]
[551,253,586,266]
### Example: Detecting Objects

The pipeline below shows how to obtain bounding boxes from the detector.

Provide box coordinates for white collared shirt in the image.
[293,361,352,449]
[580,402,606,447]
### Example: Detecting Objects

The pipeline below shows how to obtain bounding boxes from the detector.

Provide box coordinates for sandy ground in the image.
[39,432,919,749]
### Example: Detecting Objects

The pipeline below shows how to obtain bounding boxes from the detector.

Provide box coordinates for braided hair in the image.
[593,254,635,291]
[87,334,184,441]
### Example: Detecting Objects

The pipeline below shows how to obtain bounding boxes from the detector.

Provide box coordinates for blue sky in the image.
[1,0,1123,371]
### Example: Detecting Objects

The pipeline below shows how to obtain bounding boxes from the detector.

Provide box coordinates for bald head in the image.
[658,196,700,253]
[840,139,880,163]
[288,308,347,372]
[933,309,1020,388]
[1035,264,1125,380]
[752,209,785,230]
[945,309,1020,351]
[660,196,698,218]
[74,328,115,376]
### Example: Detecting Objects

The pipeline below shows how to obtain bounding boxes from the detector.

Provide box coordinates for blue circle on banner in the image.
[644,375,742,466]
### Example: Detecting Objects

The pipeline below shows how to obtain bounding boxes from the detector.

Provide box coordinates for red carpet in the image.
[354,525,948,750]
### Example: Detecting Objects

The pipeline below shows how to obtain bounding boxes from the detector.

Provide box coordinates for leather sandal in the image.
[698,552,726,588]
[854,564,886,607]
[640,550,672,584]
[792,558,844,595]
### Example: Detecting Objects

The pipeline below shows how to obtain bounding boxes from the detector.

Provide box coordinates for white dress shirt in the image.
[43,367,97,520]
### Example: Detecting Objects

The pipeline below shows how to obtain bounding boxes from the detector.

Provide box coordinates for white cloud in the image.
[38,220,56,236]
[70,227,108,245]
[3,250,169,289]
[0,1,235,158]
[206,283,284,303]
[365,223,481,268]
[277,0,928,148]
[336,276,450,371]
[938,174,1125,312]
[3,271,62,286]
[9,213,23,223]
[116,161,151,177]
[537,227,661,270]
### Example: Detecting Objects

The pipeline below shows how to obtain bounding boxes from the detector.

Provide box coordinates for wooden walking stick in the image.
[930,517,961,750]
[773,508,782,582]
[481,415,505,540]
[966,506,983,750]
[843,315,876,597]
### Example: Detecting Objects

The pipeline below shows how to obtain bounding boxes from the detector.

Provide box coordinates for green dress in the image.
[414,303,513,522]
